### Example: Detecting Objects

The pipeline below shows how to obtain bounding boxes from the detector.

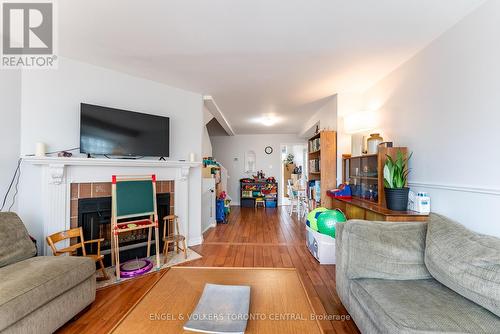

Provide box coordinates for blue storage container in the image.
[216,199,226,223]
[265,199,277,208]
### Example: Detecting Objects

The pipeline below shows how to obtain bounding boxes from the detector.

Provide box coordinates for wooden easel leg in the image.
[114,233,121,280]
[155,226,160,269]
[111,230,115,267]
[147,226,152,258]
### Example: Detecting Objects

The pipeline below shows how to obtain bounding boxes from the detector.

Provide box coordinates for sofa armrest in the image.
[336,220,431,281]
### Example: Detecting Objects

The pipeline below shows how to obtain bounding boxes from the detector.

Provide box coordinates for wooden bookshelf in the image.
[307,130,337,208]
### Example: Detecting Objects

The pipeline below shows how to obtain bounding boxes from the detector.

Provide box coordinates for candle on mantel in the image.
[189,152,196,162]
[35,142,46,157]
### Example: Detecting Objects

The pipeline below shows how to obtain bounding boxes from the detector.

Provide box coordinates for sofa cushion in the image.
[425,214,500,317]
[344,220,431,280]
[0,212,37,268]
[0,256,95,331]
[351,278,500,333]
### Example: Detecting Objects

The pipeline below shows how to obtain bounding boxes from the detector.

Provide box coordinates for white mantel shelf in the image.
[22,156,202,168]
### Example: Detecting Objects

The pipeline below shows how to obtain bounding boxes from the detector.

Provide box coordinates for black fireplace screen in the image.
[78,193,170,266]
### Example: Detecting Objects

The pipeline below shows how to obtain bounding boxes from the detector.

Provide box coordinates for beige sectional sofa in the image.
[0,213,96,334]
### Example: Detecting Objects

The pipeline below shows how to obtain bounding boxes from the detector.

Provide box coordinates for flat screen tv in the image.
[80,103,169,157]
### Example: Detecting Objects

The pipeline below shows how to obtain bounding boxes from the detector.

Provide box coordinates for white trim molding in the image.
[22,156,201,168]
[203,95,235,136]
[409,181,500,196]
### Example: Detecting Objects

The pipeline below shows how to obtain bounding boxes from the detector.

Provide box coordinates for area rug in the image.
[96,248,202,289]
[111,267,323,333]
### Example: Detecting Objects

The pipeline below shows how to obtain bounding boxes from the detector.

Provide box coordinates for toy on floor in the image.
[306,207,328,231]
[119,258,153,279]
[305,208,347,264]
[316,209,347,238]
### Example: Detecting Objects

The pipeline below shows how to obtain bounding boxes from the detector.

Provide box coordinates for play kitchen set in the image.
[327,136,430,222]
[240,171,278,208]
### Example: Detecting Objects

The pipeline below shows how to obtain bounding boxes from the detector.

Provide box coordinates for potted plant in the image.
[383,150,412,211]
[283,153,294,165]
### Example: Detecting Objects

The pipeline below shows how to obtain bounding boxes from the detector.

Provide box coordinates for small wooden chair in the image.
[255,197,266,208]
[162,215,187,263]
[46,227,109,281]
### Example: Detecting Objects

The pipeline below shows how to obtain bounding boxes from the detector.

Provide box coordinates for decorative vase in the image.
[385,187,409,211]
[367,133,383,154]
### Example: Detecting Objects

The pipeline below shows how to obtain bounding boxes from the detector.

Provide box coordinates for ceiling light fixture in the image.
[261,115,277,126]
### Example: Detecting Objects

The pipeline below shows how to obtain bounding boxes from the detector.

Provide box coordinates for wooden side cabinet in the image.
[331,198,428,222]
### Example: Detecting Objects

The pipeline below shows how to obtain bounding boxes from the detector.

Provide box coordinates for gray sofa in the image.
[336,214,500,334]
[0,213,96,334]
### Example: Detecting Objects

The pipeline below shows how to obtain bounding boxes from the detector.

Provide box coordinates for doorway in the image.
[280,143,307,206]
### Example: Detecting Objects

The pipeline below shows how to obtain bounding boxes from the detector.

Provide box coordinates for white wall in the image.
[357,0,500,236]
[202,106,213,157]
[300,94,338,137]
[0,70,21,212]
[336,93,365,183]
[211,134,305,205]
[202,126,213,158]
[19,57,204,243]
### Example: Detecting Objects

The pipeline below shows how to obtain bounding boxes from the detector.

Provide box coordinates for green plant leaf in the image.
[383,165,393,188]
[384,150,413,188]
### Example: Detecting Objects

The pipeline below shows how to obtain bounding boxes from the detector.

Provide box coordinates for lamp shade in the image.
[343,110,379,134]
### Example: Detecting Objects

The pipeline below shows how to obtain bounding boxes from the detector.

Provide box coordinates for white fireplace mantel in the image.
[19,156,202,255]
[23,156,200,183]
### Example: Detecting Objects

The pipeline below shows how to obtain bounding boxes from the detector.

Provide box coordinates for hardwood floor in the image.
[58,207,360,334]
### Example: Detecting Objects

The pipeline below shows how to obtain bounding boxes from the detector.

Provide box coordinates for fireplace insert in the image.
[78,193,170,266]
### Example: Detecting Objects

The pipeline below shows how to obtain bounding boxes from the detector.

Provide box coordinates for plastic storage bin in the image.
[265,199,277,208]
[305,225,335,264]
[216,199,226,223]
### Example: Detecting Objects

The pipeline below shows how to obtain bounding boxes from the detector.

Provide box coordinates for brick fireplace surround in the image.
[69,181,175,229]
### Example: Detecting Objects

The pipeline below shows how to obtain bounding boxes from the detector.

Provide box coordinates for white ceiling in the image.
[59,0,484,134]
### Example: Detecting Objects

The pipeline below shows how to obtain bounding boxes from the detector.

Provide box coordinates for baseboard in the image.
[202,222,217,234]
[188,236,203,246]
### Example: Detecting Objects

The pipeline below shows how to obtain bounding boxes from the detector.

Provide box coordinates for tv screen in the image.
[80,103,169,157]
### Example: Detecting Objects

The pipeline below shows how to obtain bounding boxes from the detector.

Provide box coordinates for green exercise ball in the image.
[317,209,347,238]
[306,207,328,231]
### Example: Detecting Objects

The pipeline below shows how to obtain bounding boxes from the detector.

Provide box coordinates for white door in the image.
[202,178,216,232]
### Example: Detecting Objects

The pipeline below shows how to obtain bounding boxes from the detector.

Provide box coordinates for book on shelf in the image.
[309,159,320,173]
[309,138,321,152]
